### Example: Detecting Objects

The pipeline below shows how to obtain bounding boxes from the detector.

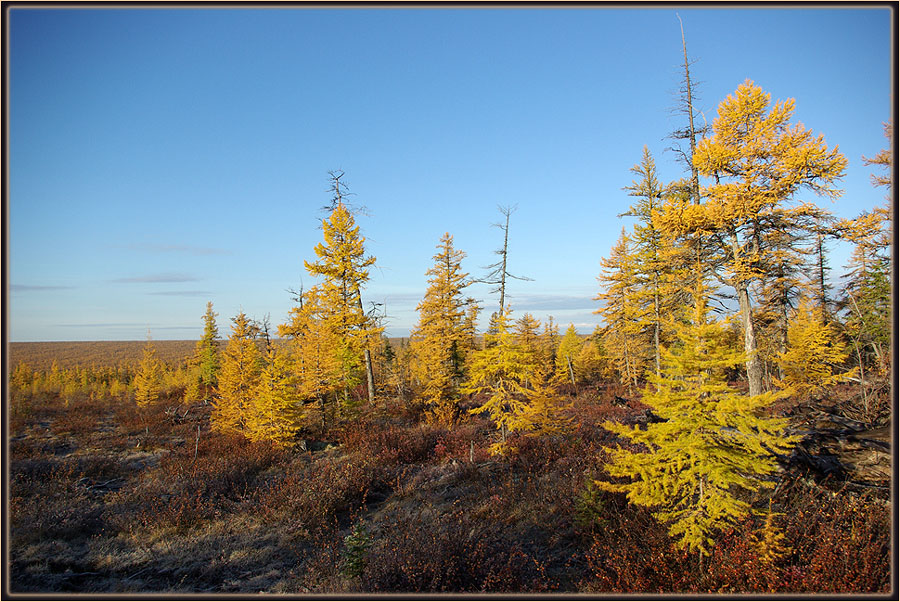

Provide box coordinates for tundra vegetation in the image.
[7,81,892,594]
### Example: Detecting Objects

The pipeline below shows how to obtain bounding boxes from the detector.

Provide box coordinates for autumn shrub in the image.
[774,480,890,593]
[430,421,492,463]
[105,432,286,534]
[338,420,441,466]
[579,476,891,593]
[360,508,552,592]
[50,398,113,437]
[9,458,108,545]
[254,451,382,533]
[581,491,698,593]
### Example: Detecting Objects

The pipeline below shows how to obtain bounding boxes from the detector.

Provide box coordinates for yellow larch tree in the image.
[554,324,581,386]
[515,312,544,386]
[597,286,798,557]
[246,346,304,446]
[505,368,573,440]
[212,311,262,435]
[621,146,692,381]
[774,297,857,401]
[678,79,847,396]
[515,313,542,362]
[595,229,646,394]
[279,286,342,431]
[538,316,560,374]
[304,173,381,406]
[574,336,604,385]
[409,232,475,425]
[133,333,163,407]
[463,307,537,453]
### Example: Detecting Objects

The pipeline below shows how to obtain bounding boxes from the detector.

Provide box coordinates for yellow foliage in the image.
[246,347,305,447]
[774,298,857,400]
[133,336,163,407]
[597,291,798,556]
[212,311,262,435]
[595,229,646,393]
[554,324,581,385]
[409,233,475,425]
[304,202,382,398]
[754,502,792,565]
[465,308,570,453]
[279,286,342,406]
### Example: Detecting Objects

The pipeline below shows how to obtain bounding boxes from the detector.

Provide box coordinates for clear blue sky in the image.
[7,5,893,341]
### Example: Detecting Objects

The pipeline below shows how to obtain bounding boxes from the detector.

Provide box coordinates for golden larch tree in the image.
[304,173,381,406]
[133,333,163,407]
[409,232,475,425]
[212,311,262,435]
[247,346,304,446]
[683,79,847,396]
[597,287,798,557]
[554,324,581,386]
[279,286,342,431]
[463,307,537,453]
[595,229,646,394]
[774,297,857,401]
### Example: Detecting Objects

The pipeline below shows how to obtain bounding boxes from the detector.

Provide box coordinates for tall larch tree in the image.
[305,173,381,406]
[193,301,220,401]
[595,229,645,394]
[685,80,847,396]
[621,146,692,381]
[409,233,474,425]
[133,333,163,407]
[598,286,798,558]
[212,311,262,435]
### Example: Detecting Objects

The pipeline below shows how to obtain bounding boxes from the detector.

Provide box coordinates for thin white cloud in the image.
[112,273,200,283]
[11,284,75,292]
[149,290,214,297]
[125,243,230,256]
[56,322,145,328]
[506,293,596,311]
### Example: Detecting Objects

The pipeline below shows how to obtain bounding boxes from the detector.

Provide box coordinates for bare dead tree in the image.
[479,204,532,313]
[666,14,708,206]
[257,313,273,355]
[322,169,369,216]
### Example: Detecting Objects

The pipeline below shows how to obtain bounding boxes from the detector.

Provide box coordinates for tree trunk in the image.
[653,284,661,382]
[678,14,701,207]
[566,354,576,387]
[737,284,765,397]
[499,211,510,312]
[622,329,634,397]
[816,233,828,314]
[363,348,376,405]
[730,232,764,396]
[355,294,377,406]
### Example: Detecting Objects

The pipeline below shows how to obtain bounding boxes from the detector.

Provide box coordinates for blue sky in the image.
[7,5,894,341]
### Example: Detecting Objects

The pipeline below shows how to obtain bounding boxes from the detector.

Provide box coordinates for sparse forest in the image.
[7,75,892,594]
